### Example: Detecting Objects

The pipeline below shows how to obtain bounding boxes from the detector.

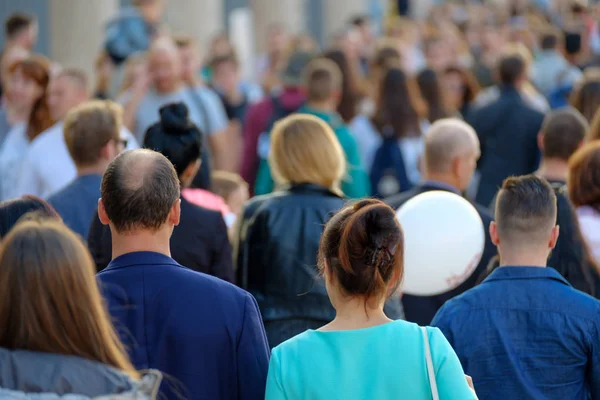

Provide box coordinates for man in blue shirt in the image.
[48,101,125,240]
[432,175,600,400]
[96,149,269,399]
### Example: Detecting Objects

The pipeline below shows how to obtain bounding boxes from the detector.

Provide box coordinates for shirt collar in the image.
[420,180,461,195]
[483,266,571,287]
[103,251,179,272]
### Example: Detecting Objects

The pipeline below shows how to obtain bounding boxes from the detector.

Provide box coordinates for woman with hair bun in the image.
[265,199,477,399]
[88,102,235,282]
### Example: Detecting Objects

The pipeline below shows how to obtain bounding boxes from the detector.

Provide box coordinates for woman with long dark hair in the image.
[324,49,363,123]
[442,65,481,118]
[417,68,449,123]
[0,219,159,398]
[0,55,53,201]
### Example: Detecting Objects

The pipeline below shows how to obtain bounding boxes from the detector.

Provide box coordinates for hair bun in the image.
[159,103,192,136]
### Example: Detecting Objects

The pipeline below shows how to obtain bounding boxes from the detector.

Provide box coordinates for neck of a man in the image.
[498,245,549,268]
[77,162,107,178]
[537,157,569,183]
[306,99,335,113]
[422,172,461,192]
[111,228,172,260]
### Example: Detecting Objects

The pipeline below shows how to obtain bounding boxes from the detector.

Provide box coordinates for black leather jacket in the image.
[235,184,404,322]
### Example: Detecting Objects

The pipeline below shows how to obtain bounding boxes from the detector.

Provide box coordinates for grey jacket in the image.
[0,348,160,399]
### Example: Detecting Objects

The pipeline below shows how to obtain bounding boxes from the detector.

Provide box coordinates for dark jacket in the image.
[467,86,545,207]
[386,182,496,325]
[89,196,234,282]
[0,347,161,399]
[235,184,404,325]
[98,252,269,400]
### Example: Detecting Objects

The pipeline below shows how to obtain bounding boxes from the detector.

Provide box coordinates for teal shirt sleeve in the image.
[337,126,370,198]
[265,348,287,399]
[254,159,275,196]
[428,327,478,400]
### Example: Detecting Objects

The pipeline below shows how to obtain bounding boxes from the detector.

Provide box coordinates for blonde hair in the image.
[269,114,346,193]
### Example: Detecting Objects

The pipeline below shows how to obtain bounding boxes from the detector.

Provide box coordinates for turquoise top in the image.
[265,320,477,400]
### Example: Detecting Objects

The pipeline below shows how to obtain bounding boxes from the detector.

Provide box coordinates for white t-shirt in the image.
[0,123,29,201]
[124,85,228,144]
[350,115,428,184]
[15,122,138,200]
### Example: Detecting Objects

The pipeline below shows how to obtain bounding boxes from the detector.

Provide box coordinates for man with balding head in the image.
[121,36,234,179]
[97,149,269,400]
[385,118,496,325]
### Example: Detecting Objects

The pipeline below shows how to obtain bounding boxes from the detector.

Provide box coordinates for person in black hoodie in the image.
[88,102,234,282]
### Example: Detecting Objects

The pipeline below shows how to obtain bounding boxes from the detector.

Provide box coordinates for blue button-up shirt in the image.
[432,266,600,400]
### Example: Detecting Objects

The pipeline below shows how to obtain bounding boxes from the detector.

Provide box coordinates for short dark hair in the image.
[498,55,525,86]
[540,29,560,50]
[568,142,600,210]
[350,15,368,27]
[542,108,588,160]
[4,13,35,40]
[101,150,180,233]
[210,53,238,70]
[495,175,557,245]
[304,58,342,102]
[0,196,59,239]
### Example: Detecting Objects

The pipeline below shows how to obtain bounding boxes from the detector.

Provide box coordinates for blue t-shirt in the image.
[266,320,476,399]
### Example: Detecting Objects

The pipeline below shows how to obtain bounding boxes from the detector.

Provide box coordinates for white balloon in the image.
[395,191,485,296]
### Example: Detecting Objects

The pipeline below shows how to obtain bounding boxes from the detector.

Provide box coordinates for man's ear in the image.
[490,221,500,246]
[549,225,560,249]
[98,198,110,226]
[537,132,544,152]
[168,199,181,227]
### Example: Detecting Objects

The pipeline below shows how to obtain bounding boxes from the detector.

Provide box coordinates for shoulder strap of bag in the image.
[421,326,440,400]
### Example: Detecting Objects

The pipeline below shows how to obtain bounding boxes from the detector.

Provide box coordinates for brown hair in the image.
[212,171,248,201]
[570,78,600,122]
[4,12,35,39]
[64,100,123,168]
[10,55,53,141]
[324,49,362,123]
[303,58,342,102]
[588,106,600,142]
[443,66,481,110]
[541,108,587,161]
[0,219,138,378]
[417,68,449,123]
[318,199,404,307]
[569,142,600,211]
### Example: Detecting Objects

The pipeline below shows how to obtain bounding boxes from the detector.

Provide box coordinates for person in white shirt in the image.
[15,69,137,199]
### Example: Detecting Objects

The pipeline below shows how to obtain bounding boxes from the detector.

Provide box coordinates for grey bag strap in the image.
[421,326,440,400]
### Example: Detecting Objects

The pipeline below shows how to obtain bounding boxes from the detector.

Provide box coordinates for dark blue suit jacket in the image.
[97,252,270,400]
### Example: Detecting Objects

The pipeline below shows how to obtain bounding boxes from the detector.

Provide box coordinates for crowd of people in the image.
[2,0,600,399]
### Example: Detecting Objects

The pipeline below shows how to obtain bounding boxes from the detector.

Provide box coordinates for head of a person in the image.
[332,26,361,60]
[570,77,600,122]
[119,51,148,95]
[149,37,183,94]
[143,102,202,188]
[424,35,452,71]
[423,119,481,191]
[0,45,28,97]
[267,23,288,54]
[0,219,137,378]
[417,68,448,123]
[47,69,89,122]
[211,171,249,215]
[0,195,58,239]
[292,33,318,54]
[269,114,346,194]
[280,51,313,88]
[497,53,526,87]
[569,142,600,212]
[99,149,181,238]
[4,13,37,50]
[350,15,373,45]
[209,33,234,58]
[174,35,201,86]
[318,199,404,313]
[210,53,240,94]
[540,27,561,51]
[323,49,360,123]
[442,66,481,113]
[7,55,53,140]
[303,57,342,106]
[370,42,401,86]
[492,176,559,260]
[539,107,587,162]
[64,100,125,173]
[133,0,165,23]
[373,67,423,139]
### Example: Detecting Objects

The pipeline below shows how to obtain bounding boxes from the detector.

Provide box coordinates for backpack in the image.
[104,9,152,65]
[254,96,302,195]
[369,126,411,198]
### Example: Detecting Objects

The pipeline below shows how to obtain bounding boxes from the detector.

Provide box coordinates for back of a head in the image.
[303,58,342,103]
[319,199,404,305]
[570,78,600,122]
[540,28,560,50]
[56,68,89,95]
[424,118,479,174]
[495,175,557,247]
[143,102,203,177]
[0,219,136,377]
[498,54,525,86]
[269,114,346,192]
[101,149,180,233]
[4,12,34,40]
[212,171,247,200]
[568,142,600,210]
[64,100,123,168]
[541,107,588,161]
[417,68,447,122]
[0,196,58,239]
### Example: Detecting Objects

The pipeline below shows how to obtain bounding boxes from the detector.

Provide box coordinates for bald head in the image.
[101,149,180,233]
[424,119,480,191]
[149,37,183,93]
